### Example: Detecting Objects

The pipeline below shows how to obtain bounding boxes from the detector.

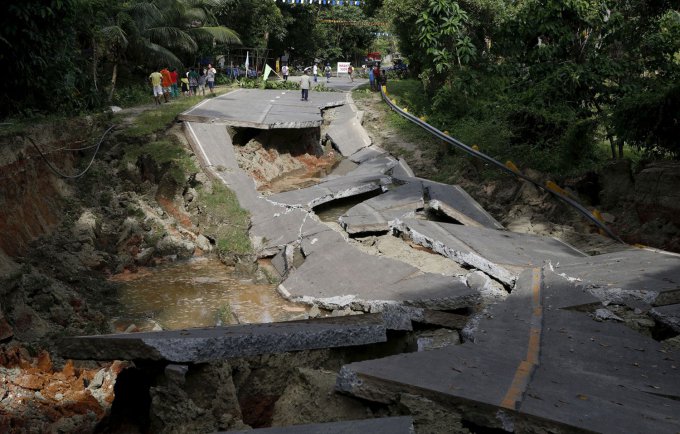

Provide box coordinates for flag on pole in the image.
[263,64,273,81]
[245,51,250,76]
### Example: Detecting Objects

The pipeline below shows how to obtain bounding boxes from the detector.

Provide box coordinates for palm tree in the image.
[99,0,241,101]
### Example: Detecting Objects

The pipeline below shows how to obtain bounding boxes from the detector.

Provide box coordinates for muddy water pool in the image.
[109,257,306,330]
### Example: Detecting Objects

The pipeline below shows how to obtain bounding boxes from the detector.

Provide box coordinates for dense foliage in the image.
[382,0,680,164]
[2,0,677,165]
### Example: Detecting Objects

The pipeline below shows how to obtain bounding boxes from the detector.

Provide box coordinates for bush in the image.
[613,83,680,158]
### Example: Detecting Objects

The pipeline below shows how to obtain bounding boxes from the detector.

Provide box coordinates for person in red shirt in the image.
[160,67,172,103]
[169,68,179,98]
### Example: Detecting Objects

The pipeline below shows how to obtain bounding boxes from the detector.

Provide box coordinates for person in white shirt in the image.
[300,68,311,101]
[282,64,289,81]
[313,63,318,83]
[206,64,217,95]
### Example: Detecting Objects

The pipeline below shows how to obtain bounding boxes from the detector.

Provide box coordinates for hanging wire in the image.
[20,125,116,179]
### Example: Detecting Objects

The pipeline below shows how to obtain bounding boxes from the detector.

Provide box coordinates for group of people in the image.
[148,64,217,105]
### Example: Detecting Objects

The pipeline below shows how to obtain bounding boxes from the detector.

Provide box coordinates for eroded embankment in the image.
[0,111,270,431]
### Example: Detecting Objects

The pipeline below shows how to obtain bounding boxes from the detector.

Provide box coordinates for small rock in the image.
[124,324,138,333]
[600,212,616,223]
[36,351,52,372]
[308,305,321,318]
[13,374,44,390]
[89,369,106,389]
[183,187,198,203]
[195,234,212,252]
[164,364,189,385]
[330,308,353,317]
[110,106,122,113]
[594,308,624,322]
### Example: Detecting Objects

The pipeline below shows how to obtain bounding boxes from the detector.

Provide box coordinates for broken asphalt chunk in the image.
[59,315,387,363]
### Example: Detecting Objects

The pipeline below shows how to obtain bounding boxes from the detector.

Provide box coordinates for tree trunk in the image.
[618,139,624,159]
[607,134,616,159]
[108,62,118,102]
[92,37,98,91]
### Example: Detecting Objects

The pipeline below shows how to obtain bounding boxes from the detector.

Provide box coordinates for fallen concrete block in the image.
[346,155,398,176]
[60,315,387,363]
[349,145,388,163]
[426,183,504,230]
[339,182,424,234]
[416,310,469,329]
[268,174,391,209]
[279,232,479,329]
[550,248,680,307]
[650,304,680,332]
[326,117,372,156]
[391,158,415,179]
[222,416,414,433]
[393,218,585,285]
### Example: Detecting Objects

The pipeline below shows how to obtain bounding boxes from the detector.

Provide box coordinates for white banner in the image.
[337,62,351,74]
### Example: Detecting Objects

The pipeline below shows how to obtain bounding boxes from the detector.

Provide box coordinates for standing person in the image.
[281,64,289,81]
[380,68,388,88]
[324,63,331,83]
[149,68,163,105]
[368,65,375,91]
[372,64,381,91]
[313,63,318,83]
[160,66,172,102]
[169,68,179,98]
[206,63,217,95]
[347,64,353,82]
[188,67,199,96]
[180,75,190,96]
[300,68,311,101]
[198,69,207,96]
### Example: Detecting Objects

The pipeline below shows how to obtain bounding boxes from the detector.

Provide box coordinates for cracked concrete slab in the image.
[650,304,680,332]
[326,117,372,156]
[391,158,415,179]
[278,231,478,329]
[393,218,586,285]
[550,248,680,307]
[426,182,504,230]
[267,174,391,209]
[60,315,387,363]
[349,145,388,163]
[336,268,680,433]
[345,155,398,176]
[179,89,345,129]
[339,182,424,234]
[222,416,414,433]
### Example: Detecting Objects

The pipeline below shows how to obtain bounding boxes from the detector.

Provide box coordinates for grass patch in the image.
[116,95,206,137]
[199,182,251,256]
[122,139,198,185]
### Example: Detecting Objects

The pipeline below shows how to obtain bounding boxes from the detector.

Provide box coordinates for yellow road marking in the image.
[500,268,543,410]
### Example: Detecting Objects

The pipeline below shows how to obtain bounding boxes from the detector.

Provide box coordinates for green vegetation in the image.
[122,138,198,185]
[0,0,240,118]
[116,95,215,137]
[199,183,252,257]
[215,301,233,325]
[3,0,677,177]
[379,0,680,171]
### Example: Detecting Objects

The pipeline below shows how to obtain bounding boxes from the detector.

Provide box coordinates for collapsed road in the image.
[62,84,680,433]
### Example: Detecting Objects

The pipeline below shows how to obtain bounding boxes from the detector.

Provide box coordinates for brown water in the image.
[109,257,306,330]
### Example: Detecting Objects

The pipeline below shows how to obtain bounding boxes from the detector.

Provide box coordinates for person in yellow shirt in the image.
[149,69,163,105]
